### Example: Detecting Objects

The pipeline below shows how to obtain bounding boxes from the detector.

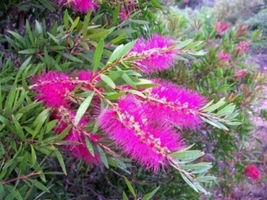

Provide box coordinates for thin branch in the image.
[2,171,42,185]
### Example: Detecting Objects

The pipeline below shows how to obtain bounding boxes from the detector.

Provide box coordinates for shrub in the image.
[214,0,265,25]
[0,0,263,199]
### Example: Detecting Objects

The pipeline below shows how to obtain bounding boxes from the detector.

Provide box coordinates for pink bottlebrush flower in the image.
[119,8,129,21]
[236,41,250,54]
[32,71,76,107]
[245,164,261,180]
[77,70,95,81]
[145,80,207,129]
[119,0,137,21]
[56,0,98,13]
[76,70,101,82]
[215,21,229,35]
[99,95,184,171]
[217,50,231,61]
[130,34,178,74]
[235,69,248,79]
[54,107,100,164]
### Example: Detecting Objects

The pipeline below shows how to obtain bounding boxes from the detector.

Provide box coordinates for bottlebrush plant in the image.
[0,1,253,199]
[26,32,239,194]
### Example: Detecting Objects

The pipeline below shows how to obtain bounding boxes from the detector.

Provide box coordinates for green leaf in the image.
[70,17,80,32]
[124,177,136,198]
[26,20,34,45]
[85,137,95,156]
[74,92,94,126]
[0,182,4,197]
[171,150,204,162]
[193,181,208,195]
[30,145,37,165]
[105,91,126,100]
[93,39,104,71]
[122,73,135,87]
[45,120,58,134]
[180,173,198,193]
[18,49,38,55]
[188,50,206,56]
[100,74,116,89]
[96,146,109,169]
[203,98,226,113]
[122,192,129,200]
[197,176,216,183]
[112,4,120,26]
[5,187,23,200]
[47,32,59,44]
[35,20,43,34]
[30,180,50,193]
[55,124,72,141]
[8,31,25,46]
[12,115,25,140]
[64,10,70,29]
[183,162,212,173]
[200,117,229,131]
[88,28,114,41]
[107,40,136,64]
[136,79,157,89]
[33,109,50,138]
[62,53,83,63]
[82,11,92,36]
[177,39,194,49]
[54,149,67,175]
[142,186,160,200]
[38,0,56,12]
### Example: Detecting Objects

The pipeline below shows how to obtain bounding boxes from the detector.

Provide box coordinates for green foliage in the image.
[246,9,267,36]
[0,62,68,199]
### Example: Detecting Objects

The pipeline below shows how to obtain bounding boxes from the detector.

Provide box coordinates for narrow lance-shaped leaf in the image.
[122,192,129,200]
[54,149,67,175]
[93,39,104,71]
[124,176,136,198]
[100,74,116,89]
[142,186,160,200]
[107,40,136,64]
[85,137,95,156]
[96,146,109,169]
[74,92,94,126]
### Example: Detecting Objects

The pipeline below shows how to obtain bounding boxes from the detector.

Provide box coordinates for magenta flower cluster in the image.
[30,34,208,171]
[98,80,206,170]
[217,50,231,62]
[99,95,184,171]
[236,41,250,54]
[32,71,101,164]
[215,21,229,35]
[56,0,98,13]
[245,164,261,180]
[130,34,178,74]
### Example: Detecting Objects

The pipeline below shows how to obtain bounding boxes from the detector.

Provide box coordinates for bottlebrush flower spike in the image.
[54,107,100,163]
[56,0,98,13]
[99,95,184,171]
[245,164,261,180]
[236,41,250,54]
[129,34,178,74]
[217,50,231,61]
[31,71,76,107]
[235,69,248,79]
[215,21,229,35]
[145,80,207,129]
